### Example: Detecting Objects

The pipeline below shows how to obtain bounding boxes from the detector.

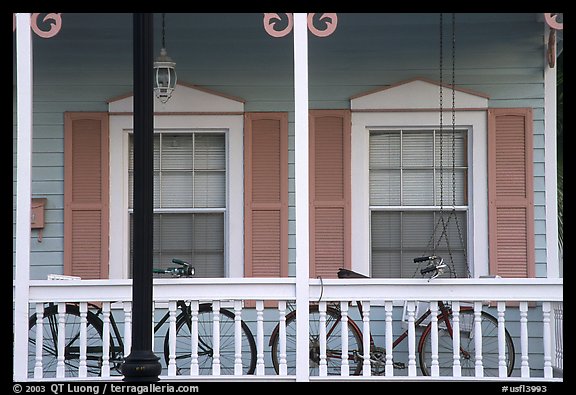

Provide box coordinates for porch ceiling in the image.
[13,13,544,109]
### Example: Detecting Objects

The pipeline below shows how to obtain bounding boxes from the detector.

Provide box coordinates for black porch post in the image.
[122,13,162,381]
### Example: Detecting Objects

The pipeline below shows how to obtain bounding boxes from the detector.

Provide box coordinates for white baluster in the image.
[362,301,371,376]
[542,302,553,378]
[123,302,132,358]
[256,300,265,375]
[79,302,88,378]
[497,302,507,378]
[278,301,288,376]
[34,303,44,379]
[212,301,221,376]
[474,301,483,378]
[318,301,327,377]
[430,301,439,377]
[520,301,530,378]
[168,300,177,376]
[553,303,563,370]
[190,301,199,376]
[56,302,66,378]
[406,301,417,377]
[384,301,393,377]
[340,301,349,377]
[234,300,243,376]
[451,301,461,378]
[102,302,111,377]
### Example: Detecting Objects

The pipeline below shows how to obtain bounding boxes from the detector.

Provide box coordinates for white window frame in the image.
[351,110,489,277]
[109,114,244,279]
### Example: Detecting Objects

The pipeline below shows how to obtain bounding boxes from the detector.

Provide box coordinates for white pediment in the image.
[350,78,489,110]
[108,82,245,113]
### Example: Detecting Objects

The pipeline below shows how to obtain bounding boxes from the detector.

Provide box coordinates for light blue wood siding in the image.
[13,13,551,279]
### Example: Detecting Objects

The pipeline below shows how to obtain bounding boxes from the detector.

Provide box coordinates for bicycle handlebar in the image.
[172,258,188,266]
[153,259,195,277]
[413,255,439,263]
[413,255,446,279]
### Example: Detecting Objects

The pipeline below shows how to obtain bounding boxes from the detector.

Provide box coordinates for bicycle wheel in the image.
[163,303,257,375]
[28,304,115,378]
[270,305,364,376]
[419,308,515,377]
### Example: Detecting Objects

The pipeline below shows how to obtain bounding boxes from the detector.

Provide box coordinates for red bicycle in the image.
[270,256,515,376]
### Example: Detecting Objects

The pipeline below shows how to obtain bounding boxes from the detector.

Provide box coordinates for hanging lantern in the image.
[153,14,176,103]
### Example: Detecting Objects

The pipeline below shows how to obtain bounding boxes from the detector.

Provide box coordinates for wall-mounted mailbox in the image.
[31,198,47,228]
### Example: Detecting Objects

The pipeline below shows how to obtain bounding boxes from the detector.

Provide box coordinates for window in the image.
[369,129,468,278]
[128,132,226,277]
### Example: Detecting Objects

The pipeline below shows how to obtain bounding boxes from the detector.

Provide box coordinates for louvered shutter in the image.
[64,112,109,279]
[488,108,535,277]
[244,113,288,277]
[309,110,351,278]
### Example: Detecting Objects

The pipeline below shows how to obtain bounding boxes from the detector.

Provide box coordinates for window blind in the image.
[369,129,468,278]
[128,132,226,278]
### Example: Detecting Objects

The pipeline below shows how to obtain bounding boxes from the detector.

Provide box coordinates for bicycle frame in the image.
[53,300,192,367]
[324,300,459,362]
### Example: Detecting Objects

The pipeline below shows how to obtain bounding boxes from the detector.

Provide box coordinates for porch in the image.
[13,13,563,383]
[18,277,562,382]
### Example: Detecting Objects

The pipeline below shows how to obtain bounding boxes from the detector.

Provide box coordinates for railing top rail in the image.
[309,278,563,302]
[25,278,296,303]
[19,277,562,304]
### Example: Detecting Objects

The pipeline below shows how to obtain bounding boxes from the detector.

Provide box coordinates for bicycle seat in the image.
[337,268,369,279]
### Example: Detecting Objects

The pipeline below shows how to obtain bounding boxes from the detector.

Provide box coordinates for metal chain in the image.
[420,13,469,279]
[162,13,166,48]
[434,13,443,260]
[450,13,471,278]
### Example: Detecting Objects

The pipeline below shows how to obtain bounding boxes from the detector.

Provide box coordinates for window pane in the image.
[371,211,401,249]
[161,171,194,208]
[195,134,225,170]
[435,130,466,167]
[162,134,194,170]
[370,169,400,205]
[371,211,401,278]
[435,169,467,206]
[402,169,434,205]
[370,132,400,168]
[402,130,433,167]
[194,170,226,208]
[402,211,434,248]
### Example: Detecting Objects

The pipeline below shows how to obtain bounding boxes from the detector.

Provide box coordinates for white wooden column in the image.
[14,12,33,381]
[544,23,560,279]
[294,12,310,382]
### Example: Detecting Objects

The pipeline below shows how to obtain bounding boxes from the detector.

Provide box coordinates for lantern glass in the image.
[153,49,177,103]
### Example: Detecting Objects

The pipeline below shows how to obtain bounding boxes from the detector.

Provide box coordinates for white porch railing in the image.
[16,278,562,381]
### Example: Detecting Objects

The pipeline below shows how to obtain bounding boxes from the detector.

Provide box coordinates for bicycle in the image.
[269,256,516,377]
[27,259,257,378]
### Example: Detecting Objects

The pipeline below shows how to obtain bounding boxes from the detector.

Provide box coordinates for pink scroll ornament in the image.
[307,13,338,37]
[263,13,294,38]
[13,13,62,38]
[263,13,337,37]
[544,13,563,30]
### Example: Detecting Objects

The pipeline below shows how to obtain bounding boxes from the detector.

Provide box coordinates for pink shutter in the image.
[488,108,535,278]
[244,113,288,277]
[64,112,109,279]
[309,110,351,278]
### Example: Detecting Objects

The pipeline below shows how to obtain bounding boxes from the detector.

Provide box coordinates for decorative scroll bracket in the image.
[544,13,563,68]
[263,13,338,37]
[13,13,63,38]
